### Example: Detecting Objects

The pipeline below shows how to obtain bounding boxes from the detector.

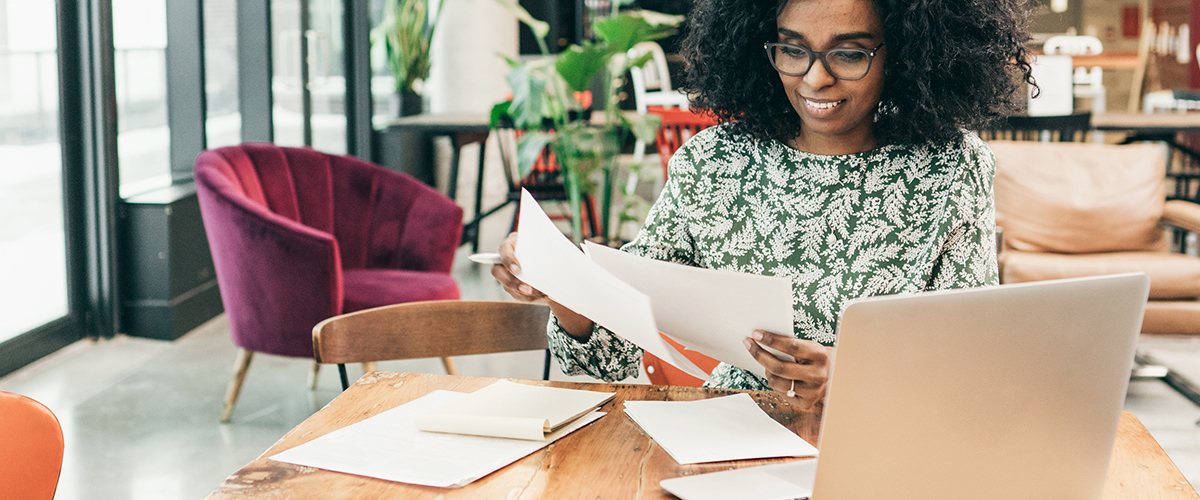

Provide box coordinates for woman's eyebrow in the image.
[776,27,876,44]
[831,31,875,43]
[777,27,806,41]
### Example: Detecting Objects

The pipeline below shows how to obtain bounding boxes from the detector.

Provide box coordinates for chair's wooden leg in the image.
[308,361,321,390]
[362,361,378,375]
[221,349,254,423]
[441,356,459,376]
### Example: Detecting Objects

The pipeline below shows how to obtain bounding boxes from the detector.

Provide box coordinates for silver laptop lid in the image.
[813,274,1149,500]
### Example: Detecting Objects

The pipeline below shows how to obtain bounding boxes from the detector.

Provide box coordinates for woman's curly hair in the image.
[679,0,1036,147]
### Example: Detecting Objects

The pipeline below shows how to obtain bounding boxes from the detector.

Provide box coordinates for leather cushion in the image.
[989,141,1167,253]
[1000,250,1200,299]
[1143,300,1200,334]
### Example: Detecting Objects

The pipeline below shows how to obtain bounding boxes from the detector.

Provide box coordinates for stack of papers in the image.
[269,381,612,488]
[413,379,615,440]
[512,189,795,381]
[623,393,818,464]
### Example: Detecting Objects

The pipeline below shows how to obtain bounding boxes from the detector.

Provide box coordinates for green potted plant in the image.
[373,0,445,117]
[492,0,683,244]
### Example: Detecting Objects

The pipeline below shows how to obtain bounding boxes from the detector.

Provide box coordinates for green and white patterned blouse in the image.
[547,124,999,390]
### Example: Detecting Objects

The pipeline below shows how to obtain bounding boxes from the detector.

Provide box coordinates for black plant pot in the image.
[390,90,424,118]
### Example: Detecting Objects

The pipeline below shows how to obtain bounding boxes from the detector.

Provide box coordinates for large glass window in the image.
[113,0,170,198]
[370,0,397,129]
[0,0,67,341]
[273,0,348,153]
[272,0,305,147]
[309,0,347,154]
[205,0,240,149]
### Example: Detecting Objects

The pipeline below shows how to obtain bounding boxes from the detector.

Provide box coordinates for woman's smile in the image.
[802,96,845,116]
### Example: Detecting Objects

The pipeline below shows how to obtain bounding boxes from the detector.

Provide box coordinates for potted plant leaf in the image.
[492,0,683,244]
[373,0,445,117]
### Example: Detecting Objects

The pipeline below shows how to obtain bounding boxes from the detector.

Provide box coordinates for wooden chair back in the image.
[314,300,551,364]
[313,301,551,388]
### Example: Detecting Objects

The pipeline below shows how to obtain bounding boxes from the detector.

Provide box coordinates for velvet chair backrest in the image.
[195,143,462,358]
[198,143,459,272]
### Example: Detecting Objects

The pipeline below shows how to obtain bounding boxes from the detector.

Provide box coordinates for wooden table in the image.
[204,372,1197,499]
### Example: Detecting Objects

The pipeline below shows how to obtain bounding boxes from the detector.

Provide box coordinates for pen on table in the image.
[468,253,504,265]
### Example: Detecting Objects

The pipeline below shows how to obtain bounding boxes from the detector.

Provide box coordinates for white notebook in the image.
[413,380,616,440]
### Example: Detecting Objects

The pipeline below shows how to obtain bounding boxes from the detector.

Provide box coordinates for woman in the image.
[492,0,1034,410]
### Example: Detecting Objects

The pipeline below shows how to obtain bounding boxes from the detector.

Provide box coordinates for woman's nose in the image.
[803,58,837,89]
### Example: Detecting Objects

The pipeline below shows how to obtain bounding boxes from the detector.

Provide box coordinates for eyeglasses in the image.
[763,41,885,81]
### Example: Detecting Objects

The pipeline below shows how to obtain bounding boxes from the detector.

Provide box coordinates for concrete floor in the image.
[3,146,1200,498]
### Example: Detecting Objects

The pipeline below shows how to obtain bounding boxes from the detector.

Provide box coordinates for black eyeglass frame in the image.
[763,41,886,81]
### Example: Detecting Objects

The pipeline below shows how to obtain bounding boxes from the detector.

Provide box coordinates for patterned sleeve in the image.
[546,135,705,381]
[926,134,1001,291]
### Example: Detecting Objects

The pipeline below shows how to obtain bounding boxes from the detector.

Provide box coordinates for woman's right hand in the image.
[492,232,547,302]
[490,232,595,340]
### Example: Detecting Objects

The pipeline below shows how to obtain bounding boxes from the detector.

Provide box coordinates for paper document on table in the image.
[660,460,818,500]
[269,390,604,488]
[623,393,818,464]
[512,189,711,381]
[583,242,794,379]
[413,380,615,440]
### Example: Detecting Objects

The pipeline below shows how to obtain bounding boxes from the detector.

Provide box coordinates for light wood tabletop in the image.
[204,372,1197,499]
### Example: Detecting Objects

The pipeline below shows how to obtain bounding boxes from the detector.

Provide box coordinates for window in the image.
[113,0,171,198]
[309,0,347,154]
[0,1,67,341]
[273,0,348,153]
[205,0,240,149]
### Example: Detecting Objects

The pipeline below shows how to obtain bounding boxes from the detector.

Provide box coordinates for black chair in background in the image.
[979,112,1092,143]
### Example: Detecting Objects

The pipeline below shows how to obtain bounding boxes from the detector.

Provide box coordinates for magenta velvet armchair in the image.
[195,143,462,422]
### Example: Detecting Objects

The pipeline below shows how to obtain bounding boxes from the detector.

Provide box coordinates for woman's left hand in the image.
[743,330,833,411]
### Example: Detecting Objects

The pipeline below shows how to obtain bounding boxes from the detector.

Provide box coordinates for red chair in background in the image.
[0,391,64,500]
[648,106,720,180]
[498,128,601,239]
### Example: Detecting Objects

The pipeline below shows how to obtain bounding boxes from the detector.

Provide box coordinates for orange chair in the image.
[0,391,64,500]
[648,106,720,180]
[642,334,724,386]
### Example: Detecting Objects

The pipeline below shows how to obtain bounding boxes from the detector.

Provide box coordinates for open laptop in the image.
[661,273,1150,500]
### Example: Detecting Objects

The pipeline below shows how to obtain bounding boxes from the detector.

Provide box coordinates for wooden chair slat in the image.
[313,301,551,365]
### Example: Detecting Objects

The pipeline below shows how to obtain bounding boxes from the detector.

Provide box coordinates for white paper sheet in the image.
[413,380,616,440]
[583,242,794,379]
[660,460,818,500]
[269,390,604,488]
[512,189,711,381]
[623,393,818,464]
